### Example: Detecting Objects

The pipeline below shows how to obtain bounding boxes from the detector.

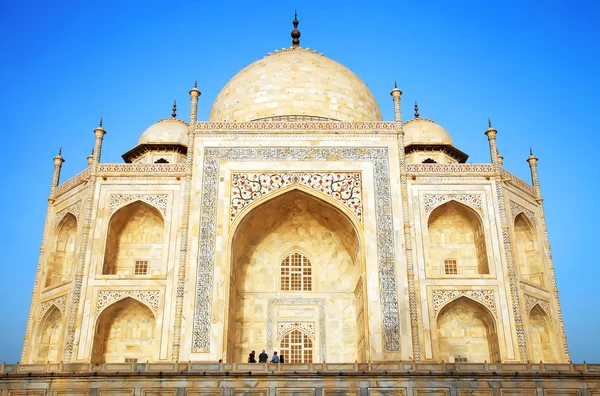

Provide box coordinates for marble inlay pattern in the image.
[39,295,67,319]
[96,291,160,314]
[524,295,551,316]
[277,321,316,340]
[192,147,400,353]
[510,201,537,228]
[432,290,496,316]
[55,201,82,226]
[109,194,168,216]
[423,194,483,216]
[230,172,362,223]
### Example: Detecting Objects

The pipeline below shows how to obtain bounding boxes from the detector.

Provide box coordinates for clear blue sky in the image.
[0,0,598,363]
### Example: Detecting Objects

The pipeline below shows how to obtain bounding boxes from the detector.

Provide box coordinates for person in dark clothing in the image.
[258,349,269,363]
[279,355,285,364]
[248,350,256,363]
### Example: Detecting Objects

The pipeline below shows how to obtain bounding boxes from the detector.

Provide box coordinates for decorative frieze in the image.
[423,194,483,216]
[109,194,168,216]
[500,168,537,197]
[98,164,186,173]
[54,169,90,198]
[96,291,160,314]
[432,290,496,316]
[195,121,396,132]
[267,299,325,362]
[524,294,551,316]
[55,201,82,226]
[510,201,538,228]
[39,295,67,319]
[231,172,362,223]
[406,164,495,173]
[277,321,316,340]
[192,147,401,353]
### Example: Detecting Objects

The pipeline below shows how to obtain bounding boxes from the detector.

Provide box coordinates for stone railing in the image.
[54,169,90,198]
[406,164,495,174]
[1,361,597,376]
[500,168,537,197]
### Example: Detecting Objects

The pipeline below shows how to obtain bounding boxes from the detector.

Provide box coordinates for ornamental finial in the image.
[194,79,197,88]
[414,101,419,118]
[291,11,301,46]
[172,100,177,118]
[394,80,397,89]
[488,118,492,128]
[99,117,103,127]
[58,147,62,156]
[530,147,533,156]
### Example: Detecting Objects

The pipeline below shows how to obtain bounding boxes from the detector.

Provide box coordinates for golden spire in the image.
[291,11,301,46]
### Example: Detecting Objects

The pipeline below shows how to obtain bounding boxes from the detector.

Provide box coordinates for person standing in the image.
[258,349,269,363]
[248,350,256,363]
[270,351,280,363]
[279,355,285,364]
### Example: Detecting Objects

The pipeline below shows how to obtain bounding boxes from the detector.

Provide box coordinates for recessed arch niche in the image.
[35,306,64,363]
[427,201,489,276]
[528,305,557,362]
[91,297,157,363]
[514,213,545,287]
[436,296,500,363]
[102,201,164,276]
[46,213,77,287]
[227,188,365,363]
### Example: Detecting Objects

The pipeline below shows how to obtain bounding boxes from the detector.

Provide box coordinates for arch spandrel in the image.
[423,194,484,220]
[108,194,169,219]
[432,290,497,320]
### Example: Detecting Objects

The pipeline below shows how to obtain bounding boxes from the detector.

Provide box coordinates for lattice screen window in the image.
[124,358,138,363]
[454,356,468,363]
[279,329,313,363]
[134,260,148,275]
[444,259,458,275]
[281,252,312,291]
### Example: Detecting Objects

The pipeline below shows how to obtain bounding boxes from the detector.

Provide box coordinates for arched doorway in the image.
[46,213,77,287]
[436,297,500,362]
[227,188,365,363]
[35,306,63,363]
[102,201,164,276]
[428,201,489,276]
[91,297,157,363]
[279,328,314,363]
[514,214,544,287]
[528,305,557,362]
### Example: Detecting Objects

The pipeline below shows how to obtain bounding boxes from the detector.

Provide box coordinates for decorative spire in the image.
[58,147,62,156]
[172,100,177,118]
[530,147,533,156]
[99,117,103,128]
[414,101,420,118]
[194,79,197,88]
[488,118,492,128]
[394,80,397,89]
[291,11,301,47]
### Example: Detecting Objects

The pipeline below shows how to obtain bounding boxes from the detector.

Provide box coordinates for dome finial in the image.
[414,101,419,118]
[291,11,301,46]
[172,100,177,118]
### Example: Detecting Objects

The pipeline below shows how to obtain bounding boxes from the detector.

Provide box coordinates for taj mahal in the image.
[4,15,596,396]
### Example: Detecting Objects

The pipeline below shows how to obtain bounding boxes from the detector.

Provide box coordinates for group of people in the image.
[248,349,285,364]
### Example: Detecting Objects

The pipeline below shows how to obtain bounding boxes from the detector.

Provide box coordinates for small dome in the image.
[403,118,453,146]
[209,47,382,122]
[138,118,189,146]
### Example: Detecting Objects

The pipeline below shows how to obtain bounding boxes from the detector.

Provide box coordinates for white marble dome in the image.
[403,118,453,146]
[209,47,382,122]
[138,118,189,146]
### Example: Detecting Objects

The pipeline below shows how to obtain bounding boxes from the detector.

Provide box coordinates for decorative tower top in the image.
[291,11,301,47]
[414,102,420,118]
[172,101,177,118]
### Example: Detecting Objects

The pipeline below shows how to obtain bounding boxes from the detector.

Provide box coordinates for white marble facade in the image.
[21,43,568,367]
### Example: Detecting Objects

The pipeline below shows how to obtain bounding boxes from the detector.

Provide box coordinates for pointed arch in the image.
[528,305,558,362]
[514,213,545,287]
[35,306,64,363]
[436,296,500,363]
[102,200,164,275]
[91,297,157,363]
[226,187,365,363]
[279,328,314,363]
[427,200,489,275]
[46,213,78,287]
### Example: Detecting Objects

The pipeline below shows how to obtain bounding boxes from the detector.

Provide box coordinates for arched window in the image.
[279,329,313,363]
[280,252,312,291]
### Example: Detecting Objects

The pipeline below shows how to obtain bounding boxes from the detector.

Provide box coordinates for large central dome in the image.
[209,47,382,122]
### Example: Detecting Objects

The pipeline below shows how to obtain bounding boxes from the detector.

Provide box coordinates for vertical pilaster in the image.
[527,151,570,361]
[21,149,65,362]
[391,84,420,360]
[487,122,528,362]
[63,120,104,362]
[171,82,200,361]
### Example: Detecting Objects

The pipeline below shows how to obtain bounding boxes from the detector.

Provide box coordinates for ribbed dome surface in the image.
[209,47,382,122]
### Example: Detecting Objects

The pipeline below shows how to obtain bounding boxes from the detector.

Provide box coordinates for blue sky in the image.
[0,0,598,363]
